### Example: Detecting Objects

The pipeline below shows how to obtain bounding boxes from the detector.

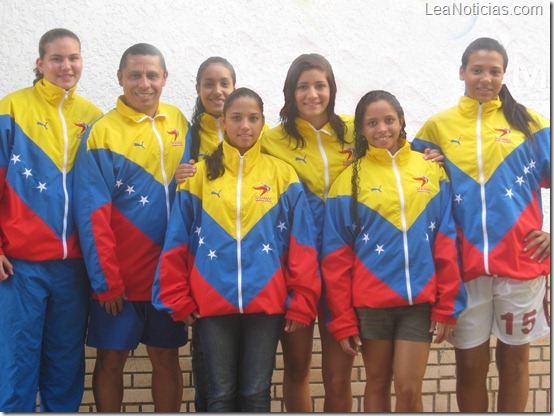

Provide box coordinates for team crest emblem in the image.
[253,184,271,202]
[168,129,183,146]
[413,176,430,193]
[494,127,511,143]
[75,122,89,139]
[339,147,355,166]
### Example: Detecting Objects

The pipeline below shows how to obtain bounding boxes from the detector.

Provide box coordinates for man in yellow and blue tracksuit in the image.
[73,43,190,412]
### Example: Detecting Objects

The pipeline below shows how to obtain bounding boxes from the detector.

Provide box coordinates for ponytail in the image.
[498,85,538,142]
[205,142,225,181]
[189,97,205,161]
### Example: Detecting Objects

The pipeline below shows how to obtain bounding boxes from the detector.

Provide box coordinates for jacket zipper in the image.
[315,130,330,201]
[58,91,69,259]
[216,118,223,143]
[475,104,490,274]
[391,155,413,304]
[236,156,244,313]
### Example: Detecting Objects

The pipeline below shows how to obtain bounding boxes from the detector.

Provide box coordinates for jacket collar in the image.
[35,78,76,105]
[222,134,262,174]
[364,139,410,165]
[115,96,169,123]
[296,117,333,137]
[459,95,502,117]
[201,112,223,130]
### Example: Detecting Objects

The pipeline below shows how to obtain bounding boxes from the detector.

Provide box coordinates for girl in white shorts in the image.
[412,37,550,412]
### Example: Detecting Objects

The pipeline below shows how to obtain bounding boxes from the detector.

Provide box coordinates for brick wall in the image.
[79,329,550,412]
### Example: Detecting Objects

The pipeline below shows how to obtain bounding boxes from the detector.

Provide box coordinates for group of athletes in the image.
[0,28,549,413]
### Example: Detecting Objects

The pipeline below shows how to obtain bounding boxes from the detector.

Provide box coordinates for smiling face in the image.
[223,96,264,155]
[362,99,403,155]
[35,36,82,90]
[459,49,505,103]
[117,54,168,117]
[197,62,235,118]
[294,68,330,128]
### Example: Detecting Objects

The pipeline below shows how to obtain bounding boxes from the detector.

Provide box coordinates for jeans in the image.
[198,313,284,412]
[191,323,209,412]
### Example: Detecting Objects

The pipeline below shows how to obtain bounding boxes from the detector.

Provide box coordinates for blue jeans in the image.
[198,313,284,412]
[191,323,209,412]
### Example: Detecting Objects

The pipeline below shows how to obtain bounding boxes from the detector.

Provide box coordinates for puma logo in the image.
[295,154,307,163]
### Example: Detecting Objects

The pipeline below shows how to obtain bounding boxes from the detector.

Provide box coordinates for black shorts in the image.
[355,303,432,342]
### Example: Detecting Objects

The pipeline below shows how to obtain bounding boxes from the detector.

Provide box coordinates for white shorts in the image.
[448,275,550,349]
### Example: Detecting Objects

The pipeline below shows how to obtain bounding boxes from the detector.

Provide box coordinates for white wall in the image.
[0,0,550,229]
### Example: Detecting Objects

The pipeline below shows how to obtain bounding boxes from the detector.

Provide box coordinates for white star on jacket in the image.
[22,168,33,179]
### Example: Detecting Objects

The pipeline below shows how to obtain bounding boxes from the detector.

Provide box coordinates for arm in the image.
[320,193,359,342]
[282,183,321,327]
[0,105,15,259]
[0,255,13,281]
[523,230,550,263]
[152,187,198,322]
[411,119,443,156]
[523,122,551,263]
[423,148,445,165]
[73,132,126,306]
[174,125,198,185]
[430,172,466,325]
[174,160,197,185]
[339,335,362,356]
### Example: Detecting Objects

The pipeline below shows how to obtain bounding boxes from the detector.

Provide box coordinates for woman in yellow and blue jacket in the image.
[411,37,550,412]
[0,29,102,412]
[174,57,269,411]
[260,53,354,412]
[153,88,320,412]
[321,90,465,412]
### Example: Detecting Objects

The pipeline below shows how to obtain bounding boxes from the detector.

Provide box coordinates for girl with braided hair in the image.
[321,90,465,412]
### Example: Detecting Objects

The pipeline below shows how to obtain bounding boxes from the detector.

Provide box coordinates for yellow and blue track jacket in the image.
[0,79,102,260]
[260,116,354,251]
[195,113,225,162]
[73,97,190,301]
[195,113,269,162]
[153,138,321,326]
[196,113,224,161]
[412,96,550,282]
[321,142,466,341]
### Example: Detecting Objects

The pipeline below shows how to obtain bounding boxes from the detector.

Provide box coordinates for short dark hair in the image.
[119,43,166,72]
